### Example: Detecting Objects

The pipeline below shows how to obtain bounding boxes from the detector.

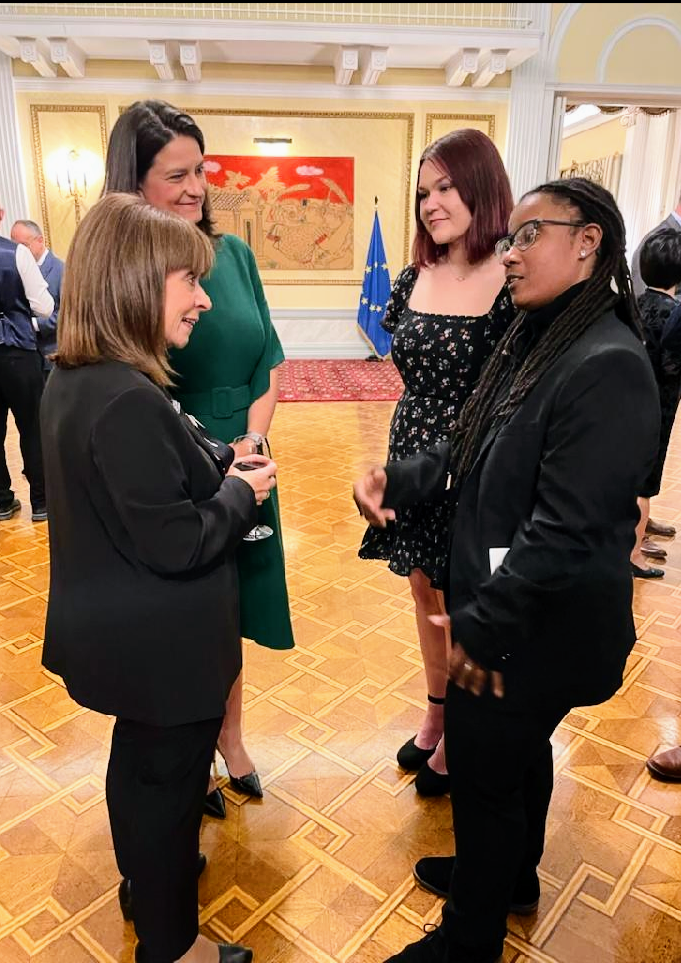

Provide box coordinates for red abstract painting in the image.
[204,154,354,271]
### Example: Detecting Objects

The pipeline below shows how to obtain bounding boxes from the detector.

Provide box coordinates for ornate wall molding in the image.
[29,102,108,248]
[424,112,496,146]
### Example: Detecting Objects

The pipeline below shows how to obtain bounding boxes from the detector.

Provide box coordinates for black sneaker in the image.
[414,855,540,915]
[0,498,21,520]
[31,507,48,522]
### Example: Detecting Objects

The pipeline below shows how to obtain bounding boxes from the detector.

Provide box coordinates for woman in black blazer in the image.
[41,193,276,963]
[354,179,660,963]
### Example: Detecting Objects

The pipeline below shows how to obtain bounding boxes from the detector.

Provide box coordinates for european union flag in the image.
[357,209,392,359]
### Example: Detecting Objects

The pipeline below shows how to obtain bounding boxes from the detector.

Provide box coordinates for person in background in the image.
[631,191,681,298]
[630,229,681,578]
[103,100,294,817]
[354,178,659,963]
[10,218,63,376]
[359,129,514,796]
[41,191,275,963]
[0,204,53,522]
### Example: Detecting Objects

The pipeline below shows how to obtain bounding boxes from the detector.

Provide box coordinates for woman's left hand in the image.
[429,614,505,699]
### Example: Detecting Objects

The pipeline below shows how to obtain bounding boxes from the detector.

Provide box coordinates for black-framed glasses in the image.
[495,219,586,261]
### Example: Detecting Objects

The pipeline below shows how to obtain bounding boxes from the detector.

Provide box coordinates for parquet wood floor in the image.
[0,401,679,963]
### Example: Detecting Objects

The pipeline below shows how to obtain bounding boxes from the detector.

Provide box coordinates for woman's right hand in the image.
[353,467,395,527]
[228,455,277,505]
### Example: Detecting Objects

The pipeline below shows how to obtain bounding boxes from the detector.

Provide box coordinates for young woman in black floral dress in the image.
[359,129,515,795]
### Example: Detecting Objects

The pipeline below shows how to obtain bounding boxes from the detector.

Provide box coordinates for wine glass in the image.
[232,435,274,542]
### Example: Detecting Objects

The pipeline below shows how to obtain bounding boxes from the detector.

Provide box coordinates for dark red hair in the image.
[412,128,513,268]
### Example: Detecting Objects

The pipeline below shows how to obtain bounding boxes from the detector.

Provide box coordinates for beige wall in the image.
[555,3,681,85]
[560,117,626,170]
[15,89,508,310]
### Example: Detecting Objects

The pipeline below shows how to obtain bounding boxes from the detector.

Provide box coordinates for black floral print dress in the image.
[359,263,515,589]
[638,288,681,497]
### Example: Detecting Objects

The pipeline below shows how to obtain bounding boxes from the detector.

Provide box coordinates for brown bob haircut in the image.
[55,192,214,387]
[412,128,513,268]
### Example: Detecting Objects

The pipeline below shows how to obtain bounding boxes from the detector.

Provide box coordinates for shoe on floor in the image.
[384,926,447,963]
[31,507,48,522]
[397,735,437,771]
[0,498,21,520]
[135,942,252,963]
[414,761,449,797]
[646,746,681,782]
[645,518,676,538]
[413,854,540,915]
[641,537,667,560]
[204,786,227,818]
[631,562,665,579]
[229,770,263,798]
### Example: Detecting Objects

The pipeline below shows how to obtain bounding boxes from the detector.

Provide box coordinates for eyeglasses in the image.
[494,219,586,261]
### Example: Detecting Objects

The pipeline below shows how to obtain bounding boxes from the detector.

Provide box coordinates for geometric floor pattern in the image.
[0,401,680,962]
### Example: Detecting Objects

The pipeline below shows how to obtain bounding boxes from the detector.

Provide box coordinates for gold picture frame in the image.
[424,112,496,146]
[30,103,109,251]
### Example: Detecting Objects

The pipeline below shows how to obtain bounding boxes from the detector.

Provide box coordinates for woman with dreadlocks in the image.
[354,178,659,963]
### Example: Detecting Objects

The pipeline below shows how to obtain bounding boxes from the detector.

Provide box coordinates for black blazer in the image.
[41,361,257,727]
[384,311,660,710]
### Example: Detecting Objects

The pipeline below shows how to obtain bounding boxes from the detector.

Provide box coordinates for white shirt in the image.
[15,243,54,318]
[37,248,49,268]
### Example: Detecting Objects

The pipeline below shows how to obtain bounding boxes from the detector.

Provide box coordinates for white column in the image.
[618,110,681,260]
[0,52,29,237]
[505,4,554,201]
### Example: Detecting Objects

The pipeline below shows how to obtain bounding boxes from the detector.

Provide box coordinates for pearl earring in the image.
[580,250,587,258]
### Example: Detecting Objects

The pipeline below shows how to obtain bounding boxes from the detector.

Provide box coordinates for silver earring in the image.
[580,250,587,258]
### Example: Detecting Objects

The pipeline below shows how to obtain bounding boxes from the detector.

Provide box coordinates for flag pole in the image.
[365,195,383,362]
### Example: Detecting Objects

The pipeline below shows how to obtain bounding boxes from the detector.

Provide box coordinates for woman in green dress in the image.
[104,100,295,815]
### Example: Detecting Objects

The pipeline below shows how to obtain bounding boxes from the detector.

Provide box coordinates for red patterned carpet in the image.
[278,358,404,401]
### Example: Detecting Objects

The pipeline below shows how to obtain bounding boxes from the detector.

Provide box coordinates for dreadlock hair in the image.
[449,177,640,493]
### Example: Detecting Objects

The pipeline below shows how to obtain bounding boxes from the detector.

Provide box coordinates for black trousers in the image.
[0,346,45,511]
[106,715,222,963]
[441,683,569,963]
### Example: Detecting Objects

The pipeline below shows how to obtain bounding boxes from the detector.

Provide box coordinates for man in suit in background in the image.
[629,196,681,544]
[0,206,54,522]
[10,219,63,376]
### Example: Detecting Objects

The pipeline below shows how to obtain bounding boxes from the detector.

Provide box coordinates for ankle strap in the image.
[427,694,445,705]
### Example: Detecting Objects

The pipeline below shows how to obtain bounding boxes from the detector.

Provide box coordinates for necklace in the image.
[442,258,470,282]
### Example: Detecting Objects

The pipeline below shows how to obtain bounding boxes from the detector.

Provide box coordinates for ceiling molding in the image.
[12,75,512,102]
[0,15,543,50]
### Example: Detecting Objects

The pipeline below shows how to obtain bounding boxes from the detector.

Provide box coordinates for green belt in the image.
[175,384,251,419]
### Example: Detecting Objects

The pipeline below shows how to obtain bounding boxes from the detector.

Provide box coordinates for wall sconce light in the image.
[45,147,104,225]
[253,137,293,156]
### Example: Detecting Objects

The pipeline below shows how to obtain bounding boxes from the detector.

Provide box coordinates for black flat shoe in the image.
[120,853,208,921]
[414,762,449,797]
[413,854,540,916]
[396,736,437,772]
[229,770,263,798]
[205,786,227,818]
[135,943,252,963]
[631,562,665,579]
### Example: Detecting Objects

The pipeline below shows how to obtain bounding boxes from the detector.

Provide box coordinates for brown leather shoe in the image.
[641,537,667,560]
[646,518,676,538]
[646,746,681,782]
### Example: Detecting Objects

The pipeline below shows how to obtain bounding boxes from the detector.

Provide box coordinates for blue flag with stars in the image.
[357,210,392,359]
